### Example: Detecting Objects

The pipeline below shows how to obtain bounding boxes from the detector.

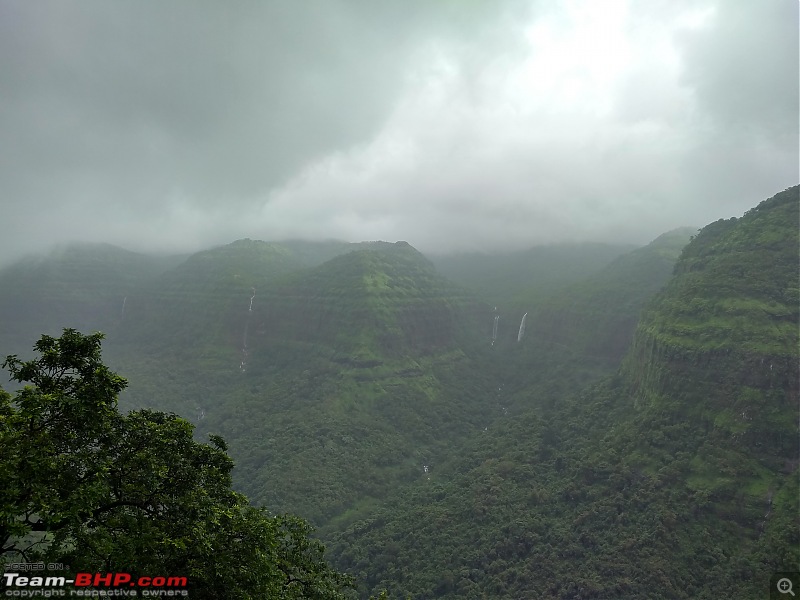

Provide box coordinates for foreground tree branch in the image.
[0,329,353,599]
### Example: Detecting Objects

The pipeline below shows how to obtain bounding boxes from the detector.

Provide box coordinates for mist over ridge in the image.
[0,0,797,593]
[0,184,797,598]
[0,1,796,265]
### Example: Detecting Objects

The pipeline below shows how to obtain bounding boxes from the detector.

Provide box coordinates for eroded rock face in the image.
[623,186,799,459]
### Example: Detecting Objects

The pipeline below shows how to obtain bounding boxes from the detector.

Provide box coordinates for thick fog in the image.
[1,0,797,264]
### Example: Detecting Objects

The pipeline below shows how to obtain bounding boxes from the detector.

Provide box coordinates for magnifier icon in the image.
[778,578,795,596]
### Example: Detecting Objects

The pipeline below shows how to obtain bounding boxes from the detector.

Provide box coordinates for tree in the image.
[0,329,353,599]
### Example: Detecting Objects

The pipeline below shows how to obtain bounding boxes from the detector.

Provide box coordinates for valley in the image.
[0,186,797,599]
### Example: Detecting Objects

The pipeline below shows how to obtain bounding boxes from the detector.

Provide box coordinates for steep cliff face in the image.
[325,188,799,600]
[624,185,799,462]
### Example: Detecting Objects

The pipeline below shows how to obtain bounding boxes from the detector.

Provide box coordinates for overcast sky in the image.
[1,0,797,264]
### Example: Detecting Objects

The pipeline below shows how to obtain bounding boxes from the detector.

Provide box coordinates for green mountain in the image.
[0,238,368,365]
[624,186,799,488]
[526,227,695,368]
[248,241,481,365]
[116,238,305,353]
[177,242,496,525]
[0,243,178,361]
[1,187,796,599]
[116,238,468,359]
[325,187,799,599]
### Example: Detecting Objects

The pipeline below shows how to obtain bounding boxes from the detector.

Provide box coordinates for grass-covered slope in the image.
[116,239,305,350]
[326,187,799,599]
[195,242,496,525]
[625,186,798,458]
[249,241,482,365]
[97,239,315,412]
[114,239,475,364]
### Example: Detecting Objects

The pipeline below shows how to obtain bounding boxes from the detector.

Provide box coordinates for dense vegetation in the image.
[526,228,695,368]
[0,186,797,598]
[327,186,799,598]
[0,330,353,599]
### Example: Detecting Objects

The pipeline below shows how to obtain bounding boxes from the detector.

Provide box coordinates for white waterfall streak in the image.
[240,288,256,372]
[517,312,527,342]
[492,315,499,345]
[121,296,127,320]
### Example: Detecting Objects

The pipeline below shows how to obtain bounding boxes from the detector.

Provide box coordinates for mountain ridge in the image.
[325,186,800,599]
[0,189,796,599]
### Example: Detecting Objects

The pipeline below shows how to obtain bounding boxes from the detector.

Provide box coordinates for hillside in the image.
[623,185,799,513]
[525,227,695,368]
[114,238,306,355]
[0,243,178,362]
[430,242,637,309]
[86,240,494,526]
[325,187,800,599]
[0,229,707,535]
[0,238,373,365]
[248,242,480,363]
[0,188,795,599]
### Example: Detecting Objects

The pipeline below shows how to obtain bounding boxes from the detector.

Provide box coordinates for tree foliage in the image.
[0,329,353,599]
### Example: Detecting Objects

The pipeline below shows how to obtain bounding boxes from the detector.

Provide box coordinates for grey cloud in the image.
[677,0,798,136]
[2,2,406,203]
[0,0,796,265]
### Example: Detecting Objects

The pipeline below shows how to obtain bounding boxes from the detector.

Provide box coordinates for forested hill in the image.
[0,186,796,599]
[625,185,798,458]
[0,243,180,355]
[524,227,695,369]
[105,240,497,526]
[326,186,800,599]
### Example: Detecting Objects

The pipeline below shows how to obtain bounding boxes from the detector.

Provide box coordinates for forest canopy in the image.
[0,328,353,599]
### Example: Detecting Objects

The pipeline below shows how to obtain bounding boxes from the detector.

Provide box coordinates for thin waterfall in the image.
[491,315,499,345]
[240,288,256,372]
[517,312,527,342]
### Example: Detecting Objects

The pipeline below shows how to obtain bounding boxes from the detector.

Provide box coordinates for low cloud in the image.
[0,0,796,263]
